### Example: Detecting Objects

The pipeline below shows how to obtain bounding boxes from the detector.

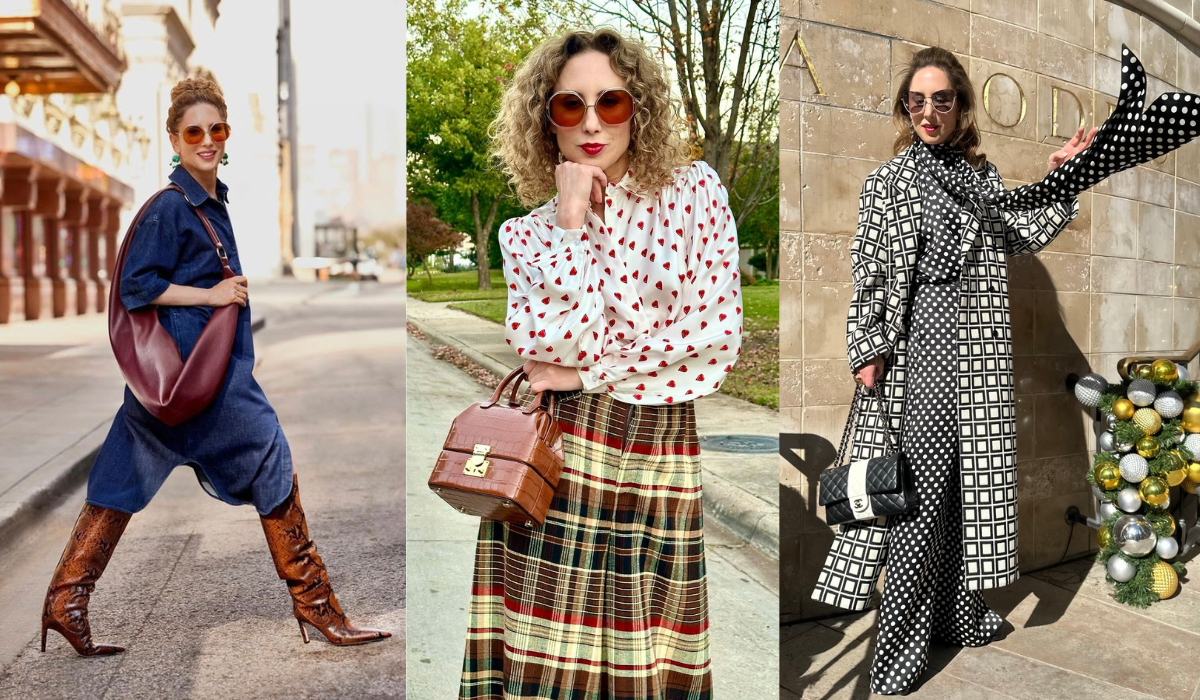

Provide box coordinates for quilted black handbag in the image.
[817,383,916,526]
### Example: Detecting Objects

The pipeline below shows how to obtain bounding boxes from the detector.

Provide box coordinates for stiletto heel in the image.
[297,618,309,644]
[40,627,47,652]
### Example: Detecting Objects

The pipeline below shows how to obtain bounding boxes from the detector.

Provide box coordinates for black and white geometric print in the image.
[911,44,1200,212]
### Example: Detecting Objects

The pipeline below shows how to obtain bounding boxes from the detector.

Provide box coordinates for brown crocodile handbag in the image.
[108,184,238,427]
[428,367,565,527]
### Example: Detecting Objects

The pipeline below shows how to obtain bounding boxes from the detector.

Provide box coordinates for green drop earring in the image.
[170,154,180,169]
[220,152,229,166]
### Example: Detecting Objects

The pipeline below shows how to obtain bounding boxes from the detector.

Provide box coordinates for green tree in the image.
[407,0,554,290]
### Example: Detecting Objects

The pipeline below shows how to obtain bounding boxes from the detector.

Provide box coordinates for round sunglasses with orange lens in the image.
[547,88,635,128]
[175,122,232,145]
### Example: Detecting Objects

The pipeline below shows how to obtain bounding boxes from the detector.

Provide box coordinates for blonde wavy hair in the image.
[892,47,988,169]
[490,28,687,207]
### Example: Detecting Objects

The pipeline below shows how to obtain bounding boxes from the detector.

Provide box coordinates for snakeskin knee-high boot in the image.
[41,503,132,656]
[260,474,391,645]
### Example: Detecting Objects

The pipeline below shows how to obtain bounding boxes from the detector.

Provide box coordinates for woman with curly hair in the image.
[458,28,742,699]
[39,77,390,656]
[811,44,1200,695]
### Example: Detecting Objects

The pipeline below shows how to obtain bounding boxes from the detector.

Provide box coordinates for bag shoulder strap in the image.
[165,183,233,278]
[832,383,898,469]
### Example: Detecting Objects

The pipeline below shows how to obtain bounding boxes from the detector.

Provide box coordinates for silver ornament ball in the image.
[1107,555,1137,582]
[1098,431,1116,453]
[1119,453,1149,483]
[1117,487,1142,513]
[1112,513,1158,557]
[1156,535,1180,559]
[1099,501,1120,520]
[1075,373,1108,407]
[1177,363,1190,382]
[1128,378,1157,407]
[1155,391,1184,419]
[1185,433,1200,459]
[1104,413,1120,430]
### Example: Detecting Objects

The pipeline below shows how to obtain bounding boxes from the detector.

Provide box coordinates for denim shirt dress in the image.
[86,166,294,515]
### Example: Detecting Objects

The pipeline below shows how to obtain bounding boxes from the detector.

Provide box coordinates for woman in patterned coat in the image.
[811,44,1200,695]
[456,29,743,699]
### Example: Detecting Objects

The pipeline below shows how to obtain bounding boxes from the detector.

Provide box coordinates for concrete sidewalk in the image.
[0,282,338,553]
[785,556,1200,699]
[406,296,780,560]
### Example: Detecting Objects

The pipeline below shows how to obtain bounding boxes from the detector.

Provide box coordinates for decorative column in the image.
[101,197,121,311]
[64,184,91,316]
[1,165,36,321]
[84,190,108,313]
[35,174,67,317]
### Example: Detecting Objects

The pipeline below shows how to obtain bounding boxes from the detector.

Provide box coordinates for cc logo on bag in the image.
[853,498,864,510]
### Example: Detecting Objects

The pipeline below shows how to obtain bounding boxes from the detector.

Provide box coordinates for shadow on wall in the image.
[779,255,1099,693]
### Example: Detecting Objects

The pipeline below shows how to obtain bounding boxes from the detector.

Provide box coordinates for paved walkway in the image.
[784,556,1200,699]
[406,296,780,559]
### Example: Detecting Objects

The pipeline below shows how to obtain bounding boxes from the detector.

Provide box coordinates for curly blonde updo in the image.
[166,77,228,132]
[491,28,687,207]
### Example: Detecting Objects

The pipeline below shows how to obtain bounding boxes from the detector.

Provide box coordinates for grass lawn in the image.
[450,279,781,410]
[407,269,508,302]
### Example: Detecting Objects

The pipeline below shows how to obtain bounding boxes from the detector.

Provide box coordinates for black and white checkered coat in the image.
[811,146,1079,611]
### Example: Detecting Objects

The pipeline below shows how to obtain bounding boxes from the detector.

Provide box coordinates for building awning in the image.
[0,121,132,202]
[0,0,125,95]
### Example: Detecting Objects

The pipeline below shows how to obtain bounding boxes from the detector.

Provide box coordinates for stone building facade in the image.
[780,0,1200,621]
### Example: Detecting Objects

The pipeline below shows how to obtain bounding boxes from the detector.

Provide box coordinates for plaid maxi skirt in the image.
[459,391,713,699]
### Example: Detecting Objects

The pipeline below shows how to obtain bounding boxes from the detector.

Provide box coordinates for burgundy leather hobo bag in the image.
[108,183,238,426]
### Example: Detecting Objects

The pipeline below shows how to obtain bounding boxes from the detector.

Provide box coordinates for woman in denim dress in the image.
[39,77,390,656]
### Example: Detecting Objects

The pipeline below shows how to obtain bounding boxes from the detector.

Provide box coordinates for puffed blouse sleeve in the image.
[499,212,609,365]
[580,162,743,403]
[119,203,178,312]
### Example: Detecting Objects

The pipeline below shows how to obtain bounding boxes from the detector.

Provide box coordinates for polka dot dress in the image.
[868,142,1002,696]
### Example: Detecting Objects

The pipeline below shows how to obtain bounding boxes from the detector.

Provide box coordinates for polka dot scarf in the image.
[910,44,1200,213]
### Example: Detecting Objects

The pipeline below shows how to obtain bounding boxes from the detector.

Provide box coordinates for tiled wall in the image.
[780,0,1200,622]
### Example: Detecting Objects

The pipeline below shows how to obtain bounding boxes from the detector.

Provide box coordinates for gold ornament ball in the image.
[1113,398,1136,421]
[1152,359,1179,383]
[1150,561,1179,599]
[1167,449,1186,471]
[1161,516,1177,537]
[1167,467,1188,487]
[1134,408,1163,436]
[1188,462,1200,483]
[1094,463,1122,490]
[1183,393,1200,433]
[1139,475,1170,507]
[1184,478,1199,494]
[1097,526,1112,549]
[1137,437,1161,458]
[1136,364,1154,380]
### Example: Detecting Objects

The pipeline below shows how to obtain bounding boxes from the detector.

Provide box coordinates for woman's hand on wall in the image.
[523,360,584,393]
[555,161,608,229]
[855,355,885,389]
[1048,126,1098,173]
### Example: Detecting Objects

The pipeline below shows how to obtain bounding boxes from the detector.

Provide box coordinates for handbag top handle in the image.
[482,366,556,416]
[832,384,898,469]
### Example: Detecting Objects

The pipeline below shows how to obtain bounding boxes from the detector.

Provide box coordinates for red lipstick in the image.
[581,143,605,156]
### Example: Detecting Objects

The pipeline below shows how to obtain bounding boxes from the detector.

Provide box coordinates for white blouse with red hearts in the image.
[499,160,743,405]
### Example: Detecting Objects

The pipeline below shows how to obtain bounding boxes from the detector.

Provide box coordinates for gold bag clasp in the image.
[464,444,490,477]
